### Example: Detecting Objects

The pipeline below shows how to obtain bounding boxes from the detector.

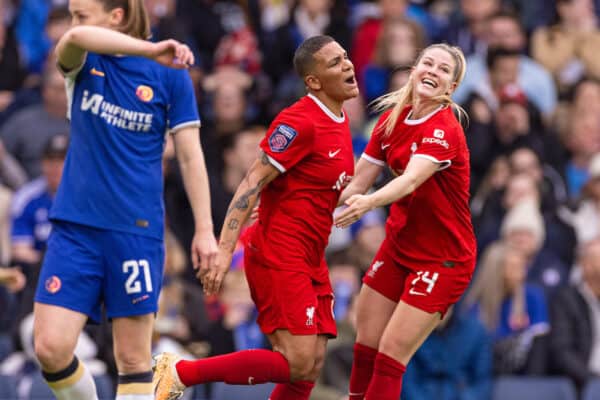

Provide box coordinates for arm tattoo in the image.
[226,170,270,216]
[219,239,236,251]
[227,219,239,230]
[230,186,260,213]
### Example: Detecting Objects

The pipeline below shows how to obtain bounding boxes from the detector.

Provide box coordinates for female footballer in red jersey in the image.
[153,35,359,400]
[334,43,476,400]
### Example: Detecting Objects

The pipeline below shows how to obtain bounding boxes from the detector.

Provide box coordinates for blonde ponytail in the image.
[99,0,150,39]
[122,0,150,39]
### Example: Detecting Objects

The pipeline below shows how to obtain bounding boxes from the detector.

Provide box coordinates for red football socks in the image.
[364,352,406,400]
[348,342,378,400]
[269,381,315,400]
[175,349,290,386]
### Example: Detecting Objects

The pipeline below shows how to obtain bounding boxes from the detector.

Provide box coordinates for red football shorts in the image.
[363,239,473,317]
[244,252,337,337]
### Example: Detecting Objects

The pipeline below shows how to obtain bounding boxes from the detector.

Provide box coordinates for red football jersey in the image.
[363,105,476,274]
[248,94,354,282]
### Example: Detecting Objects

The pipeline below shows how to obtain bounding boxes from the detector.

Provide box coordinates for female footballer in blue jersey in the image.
[32,0,218,399]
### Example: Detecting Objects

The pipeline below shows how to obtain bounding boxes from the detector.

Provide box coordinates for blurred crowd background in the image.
[1,0,600,399]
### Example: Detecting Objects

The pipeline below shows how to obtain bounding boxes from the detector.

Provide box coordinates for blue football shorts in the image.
[35,220,165,323]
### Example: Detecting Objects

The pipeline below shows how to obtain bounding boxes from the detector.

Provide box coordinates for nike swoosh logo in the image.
[328,149,341,158]
[409,287,426,296]
[90,67,105,77]
[381,144,390,150]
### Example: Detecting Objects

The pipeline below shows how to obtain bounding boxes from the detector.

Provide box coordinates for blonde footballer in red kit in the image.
[335,43,476,400]
[153,34,358,400]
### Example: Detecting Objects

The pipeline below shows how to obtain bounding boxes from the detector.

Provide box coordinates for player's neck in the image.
[309,92,343,118]
[411,100,441,120]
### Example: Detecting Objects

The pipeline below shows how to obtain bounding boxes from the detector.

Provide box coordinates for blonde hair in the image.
[98,0,150,39]
[372,43,468,136]
[464,242,525,331]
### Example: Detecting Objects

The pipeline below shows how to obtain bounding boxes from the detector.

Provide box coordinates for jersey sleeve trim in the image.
[361,153,386,166]
[266,155,286,173]
[169,120,201,134]
[58,56,87,121]
[412,154,451,170]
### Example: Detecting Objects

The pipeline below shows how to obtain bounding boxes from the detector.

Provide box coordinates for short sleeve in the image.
[260,111,314,173]
[167,69,201,133]
[413,125,459,170]
[361,114,387,166]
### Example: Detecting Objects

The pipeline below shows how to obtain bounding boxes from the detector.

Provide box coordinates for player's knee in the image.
[34,333,74,371]
[378,333,413,361]
[114,347,149,374]
[305,352,325,381]
[285,351,316,381]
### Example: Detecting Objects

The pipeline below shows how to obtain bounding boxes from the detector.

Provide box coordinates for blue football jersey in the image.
[51,53,200,239]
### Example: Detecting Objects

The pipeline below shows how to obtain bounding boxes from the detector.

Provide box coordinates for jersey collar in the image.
[307,93,346,123]
[404,105,444,125]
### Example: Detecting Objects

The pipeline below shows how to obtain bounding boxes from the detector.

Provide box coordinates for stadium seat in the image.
[211,382,276,400]
[493,377,577,400]
[582,379,600,400]
[0,374,18,399]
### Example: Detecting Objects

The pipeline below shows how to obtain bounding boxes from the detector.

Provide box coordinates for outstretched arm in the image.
[56,26,193,71]
[201,152,280,295]
[335,156,439,228]
[338,157,383,206]
[173,127,218,280]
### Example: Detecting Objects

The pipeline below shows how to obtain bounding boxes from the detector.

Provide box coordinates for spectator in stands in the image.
[146,0,189,43]
[10,134,66,266]
[402,306,493,400]
[531,0,600,93]
[508,147,575,265]
[0,266,25,293]
[0,65,68,178]
[570,78,600,116]
[549,237,600,389]
[351,0,431,89]
[465,83,548,190]
[463,48,522,114]
[206,268,266,355]
[466,238,550,375]
[201,81,254,173]
[262,0,352,88]
[13,0,64,73]
[454,11,557,117]
[572,153,600,244]
[209,126,264,236]
[45,8,71,49]
[0,3,27,116]
[0,139,28,191]
[362,17,425,103]
[444,0,501,57]
[502,197,570,295]
[560,108,600,199]
[476,169,575,273]
[154,230,208,353]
